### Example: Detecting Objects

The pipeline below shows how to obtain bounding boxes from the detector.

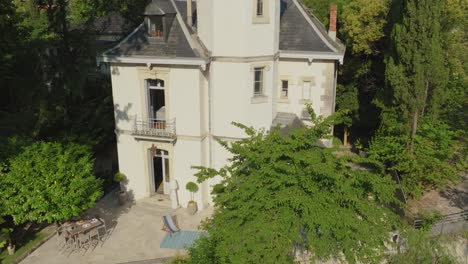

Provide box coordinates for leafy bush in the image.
[0,141,103,224]
[113,172,126,183]
[188,112,401,263]
[368,120,460,197]
[186,182,199,202]
[185,182,199,193]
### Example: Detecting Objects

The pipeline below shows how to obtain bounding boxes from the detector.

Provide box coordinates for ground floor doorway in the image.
[150,149,170,195]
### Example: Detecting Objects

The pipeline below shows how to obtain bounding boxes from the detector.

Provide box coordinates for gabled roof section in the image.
[100,0,203,64]
[104,18,197,58]
[280,0,345,55]
[144,0,176,15]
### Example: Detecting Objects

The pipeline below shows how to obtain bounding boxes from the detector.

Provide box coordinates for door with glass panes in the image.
[151,149,170,195]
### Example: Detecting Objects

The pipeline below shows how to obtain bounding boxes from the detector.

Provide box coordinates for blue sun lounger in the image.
[162,215,180,237]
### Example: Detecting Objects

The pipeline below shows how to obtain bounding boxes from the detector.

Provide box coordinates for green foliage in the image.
[416,210,443,231]
[0,227,12,249]
[341,0,390,55]
[113,172,126,183]
[384,0,449,133]
[335,83,358,130]
[186,182,199,202]
[1,0,118,145]
[185,182,199,193]
[388,229,457,264]
[0,142,103,224]
[368,119,460,197]
[188,111,401,263]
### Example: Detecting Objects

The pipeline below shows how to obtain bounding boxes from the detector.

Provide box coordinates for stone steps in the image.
[133,196,174,216]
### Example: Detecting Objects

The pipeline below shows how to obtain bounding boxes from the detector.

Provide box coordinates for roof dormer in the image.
[144,0,176,41]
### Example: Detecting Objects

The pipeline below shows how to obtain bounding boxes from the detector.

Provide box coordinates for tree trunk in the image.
[343,127,349,147]
[410,110,419,152]
[421,80,430,116]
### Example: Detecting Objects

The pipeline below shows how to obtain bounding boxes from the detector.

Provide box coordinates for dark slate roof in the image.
[105,16,198,58]
[104,0,341,59]
[279,0,335,53]
[93,12,130,35]
[174,0,197,30]
[144,0,176,15]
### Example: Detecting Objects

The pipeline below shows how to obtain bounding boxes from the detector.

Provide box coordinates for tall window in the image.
[148,16,164,38]
[254,67,264,96]
[281,80,289,98]
[302,81,311,100]
[147,79,165,121]
[256,0,264,16]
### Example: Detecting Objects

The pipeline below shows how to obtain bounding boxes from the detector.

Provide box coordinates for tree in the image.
[368,118,460,197]
[187,109,401,263]
[335,83,358,146]
[440,0,468,131]
[0,142,102,224]
[341,0,390,55]
[303,1,391,146]
[384,0,449,147]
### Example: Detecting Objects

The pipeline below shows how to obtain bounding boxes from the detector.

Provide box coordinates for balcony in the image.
[132,118,176,139]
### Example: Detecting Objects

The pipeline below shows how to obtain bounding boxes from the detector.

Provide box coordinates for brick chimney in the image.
[187,0,193,27]
[329,4,337,40]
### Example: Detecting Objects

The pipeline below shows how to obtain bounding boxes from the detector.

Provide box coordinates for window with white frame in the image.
[256,0,264,16]
[253,0,269,23]
[281,80,289,98]
[148,16,164,38]
[254,67,264,96]
[302,81,312,101]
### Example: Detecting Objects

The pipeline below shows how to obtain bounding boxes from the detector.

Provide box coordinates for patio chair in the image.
[162,215,180,237]
[56,227,75,251]
[96,217,107,241]
[86,227,100,248]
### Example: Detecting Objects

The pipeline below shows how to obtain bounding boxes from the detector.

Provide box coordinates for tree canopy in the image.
[0,141,102,224]
[185,110,401,263]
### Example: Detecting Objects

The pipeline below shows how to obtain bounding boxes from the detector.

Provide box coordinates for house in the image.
[98,0,345,209]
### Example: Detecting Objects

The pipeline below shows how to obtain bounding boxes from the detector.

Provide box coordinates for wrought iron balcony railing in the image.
[132,118,176,139]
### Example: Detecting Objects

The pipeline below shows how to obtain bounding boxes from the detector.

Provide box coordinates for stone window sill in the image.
[299,99,312,104]
[277,98,290,104]
[251,95,268,104]
[252,16,270,24]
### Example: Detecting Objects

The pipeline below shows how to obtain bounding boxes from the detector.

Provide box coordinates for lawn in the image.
[0,229,52,264]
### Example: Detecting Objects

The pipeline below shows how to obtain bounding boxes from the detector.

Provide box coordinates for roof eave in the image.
[97,55,208,70]
[279,50,345,64]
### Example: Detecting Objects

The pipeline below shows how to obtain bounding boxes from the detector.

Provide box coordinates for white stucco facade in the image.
[101,0,344,209]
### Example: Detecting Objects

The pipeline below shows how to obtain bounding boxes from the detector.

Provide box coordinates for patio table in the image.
[64,218,103,237]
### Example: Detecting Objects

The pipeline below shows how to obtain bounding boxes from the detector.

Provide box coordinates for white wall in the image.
[173,138,205,209]
[168,68,203,136]
[196,0,213,51]
[115,133,147,201]
[210,60,274,138]
[198,0,279,57]
[277,60,334,117]
[110,65,141,131]
[110,64,210,206]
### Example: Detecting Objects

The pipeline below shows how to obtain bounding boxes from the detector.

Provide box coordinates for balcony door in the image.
[150,149,170,195]
[147,79,166,122]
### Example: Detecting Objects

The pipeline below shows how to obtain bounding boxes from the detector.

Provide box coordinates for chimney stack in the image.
[329,4,337,40]
[187,0,193,27]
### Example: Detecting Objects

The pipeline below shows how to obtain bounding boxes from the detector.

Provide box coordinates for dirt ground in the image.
[408,174,468,216]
